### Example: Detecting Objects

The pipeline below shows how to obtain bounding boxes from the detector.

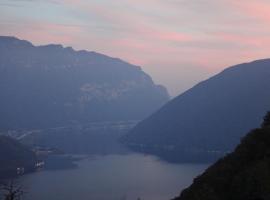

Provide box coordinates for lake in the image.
[19,153,208,200]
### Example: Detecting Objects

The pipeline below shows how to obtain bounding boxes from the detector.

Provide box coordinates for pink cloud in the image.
[230,1,270,24]
[216,32,270,47]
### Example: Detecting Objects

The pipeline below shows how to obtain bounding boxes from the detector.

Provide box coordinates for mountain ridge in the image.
[0,36,169,131]
[123,58,270,162]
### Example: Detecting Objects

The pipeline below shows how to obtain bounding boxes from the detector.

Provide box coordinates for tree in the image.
[0,181,24,200]
[262,111,270,127]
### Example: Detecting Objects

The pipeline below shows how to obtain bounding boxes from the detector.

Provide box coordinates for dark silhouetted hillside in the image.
[173,112,270,200]
[123,59,270,162]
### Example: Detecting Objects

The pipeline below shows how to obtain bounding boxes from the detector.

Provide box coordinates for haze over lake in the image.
[19,154,207,200]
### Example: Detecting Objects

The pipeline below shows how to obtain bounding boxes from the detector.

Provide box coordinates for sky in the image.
[1,0,270,96]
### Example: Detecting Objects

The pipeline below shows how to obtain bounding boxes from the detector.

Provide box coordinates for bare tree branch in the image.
[0,180,25,200]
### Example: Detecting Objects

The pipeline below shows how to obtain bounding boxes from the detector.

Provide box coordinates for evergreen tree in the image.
[262,111,270,127]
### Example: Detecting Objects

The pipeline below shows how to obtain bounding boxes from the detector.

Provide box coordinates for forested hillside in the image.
[174,112,270,200]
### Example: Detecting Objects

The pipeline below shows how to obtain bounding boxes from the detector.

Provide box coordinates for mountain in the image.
[173,112,270,200]
[123,59,270,162]
[0,36,169,131]
[0,135,37,179]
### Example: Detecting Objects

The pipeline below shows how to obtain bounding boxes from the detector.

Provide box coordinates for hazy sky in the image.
[1,0,270,96]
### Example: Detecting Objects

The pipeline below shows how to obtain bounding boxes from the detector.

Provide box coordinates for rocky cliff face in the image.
[0,36,169,130]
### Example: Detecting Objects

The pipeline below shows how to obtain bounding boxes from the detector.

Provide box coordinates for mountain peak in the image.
[38,44,64,49]
[0,36,33,47]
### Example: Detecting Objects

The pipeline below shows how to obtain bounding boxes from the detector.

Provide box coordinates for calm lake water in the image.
[19,153,208,200]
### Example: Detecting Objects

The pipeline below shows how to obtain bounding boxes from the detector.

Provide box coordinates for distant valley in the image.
[0,36,168,179]
[16,120,138,155]
[1,36,270,200]
[2,1,270,200]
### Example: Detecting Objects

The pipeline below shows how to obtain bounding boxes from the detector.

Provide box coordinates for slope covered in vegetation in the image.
[174,112,270,200]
